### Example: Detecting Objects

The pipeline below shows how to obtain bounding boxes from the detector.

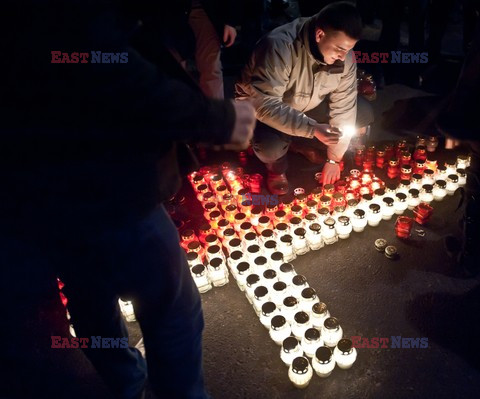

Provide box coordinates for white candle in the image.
[334,338,358,369]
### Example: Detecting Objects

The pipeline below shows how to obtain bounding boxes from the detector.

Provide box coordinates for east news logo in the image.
[51,51,128,64]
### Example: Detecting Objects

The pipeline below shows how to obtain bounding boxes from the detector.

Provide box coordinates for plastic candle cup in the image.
[312,346,335,377]
[288,356,313,389]
[413,202,434,225]
[293,228,309,255]
[301,328,323,358]
[208,258,229,287]
[260,301,279,329]
[446,174,459,195]
[282,296,299,323]
[322,217,338,244]
[281,336,303,366]
[420,184,434,203]
[245,274,261,304]
[306,223,324,250]
[270,315,292,345]
[407,188,421,210]
[367,204,382,227]
[191,264,212,293]
[433,180,447,201]
[381,196,395,220]
[351,209,367,232]
[291,274,309,297]
[334,338,357,369]
[456,169,467,187]
[292,311,313,340]
[311,302,330,329]
[235,261,251,291]
[253,285,270,316]
[299,287,318,313]
[394,192,408,214]
[336,216,353,238]
[279,234,296,262]
[322,317,343,347]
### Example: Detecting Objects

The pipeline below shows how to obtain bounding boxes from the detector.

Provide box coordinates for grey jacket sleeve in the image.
[235,38,316,138]
[327,51,358,161]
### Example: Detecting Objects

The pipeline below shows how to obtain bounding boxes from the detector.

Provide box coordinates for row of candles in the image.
[185,168,363,387]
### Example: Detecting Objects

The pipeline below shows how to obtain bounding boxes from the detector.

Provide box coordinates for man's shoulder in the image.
[261,17,308,47]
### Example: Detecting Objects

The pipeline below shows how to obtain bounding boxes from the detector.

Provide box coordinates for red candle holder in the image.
[249,173,263,194]
[395,216,414,239]
[400,164,412,181]
[384,143,394,161]
[355,146,365,167]
[413,202,433,225]
[413,146,427,161]
[335,180,348,194]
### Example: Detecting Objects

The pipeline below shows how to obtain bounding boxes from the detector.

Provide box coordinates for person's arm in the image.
[235,37,318,138]
[326,51,358,162]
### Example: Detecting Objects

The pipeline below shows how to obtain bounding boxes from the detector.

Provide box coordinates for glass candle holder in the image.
[233,212,247,231]
[249,205,264,226]
[317,207,331,224]
[281,337,303,366]
[322,317,343,347]
[227,250,244,276]
[445,159,457,175]
[425,157,438,173]
[420,184,434,203]
[322,217,338,244]
[303,213,318,229]
[257,215,272,234]
[409,173,423,190]
[216,219,230,239]
[400,164,412,181]
[235,261,251,290]
[271,281,288,307]
[208,258,229,287]
[413,145,427,161]
[336,216,353,238]
[436,165,448,181]
[312,346,335,378]
[446,174,459,195]
[311,302,330,329]
[320,195,332,211]
[274,210,288,227]
[396,179,411,195]
[456,169,467,187]
[394,192,408,214]
[186,251,201,268]
[270,315,292,345]
[245,274,261,304]
[222,228,237,247]
[288,357,313,389]
[367,204,382,226]
[291,274,309,298]
[350,207,367,231]
[279,234,296,262]
[263,239,278,258]
[253,286,270,316]
[279,263,297,280]
[275,222,290,238]
[243,231,259,251]
[306,223,323,250]
[359,193,373,212]
[387,158,399,179]
[260,301,279,329]
[413,202,434,225]
[292,311,313,340]
[334,338,357,369]
[227,238,242,255]
[414,159,426,175]
[300,287,318,314]
[247,244,261,263]
[376,149,386,169]
[395,215,414,239]
[332,206,346,219]
[302,328,323,358]
[422,169,435,186]
[354,146,365,166]
[291,205,304,219]
[433,180,447,201]
[191,264,212,293]
[270,252,284,272]
[253,256,268,275]
[282,296,299,323]
[381,196,395,220]
[262,269,278,291]
[293,228,309,255]
[205,233,220,249]
[407,188,420,210]
[373,188,386,205]
[260,228,275,245]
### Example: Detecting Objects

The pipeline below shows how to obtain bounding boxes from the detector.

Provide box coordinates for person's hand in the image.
[223,25,237,47]
[313,124,341,146]
[230,100,256,148]
[322,162,341,185]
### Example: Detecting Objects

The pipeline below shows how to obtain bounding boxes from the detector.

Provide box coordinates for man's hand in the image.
[313,124,341,146]
[223,25,237,47]
[230,100,256,148]
[322,162,341,185]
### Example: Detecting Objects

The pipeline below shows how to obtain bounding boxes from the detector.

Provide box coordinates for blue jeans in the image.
[2,205,209,399]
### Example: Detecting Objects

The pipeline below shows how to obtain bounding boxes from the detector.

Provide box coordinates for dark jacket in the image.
[0,0,235,235]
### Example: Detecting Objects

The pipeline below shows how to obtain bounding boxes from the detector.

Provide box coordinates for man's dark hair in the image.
[314,2,363,40]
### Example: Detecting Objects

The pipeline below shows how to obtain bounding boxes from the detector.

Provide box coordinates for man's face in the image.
[315,29,357,64]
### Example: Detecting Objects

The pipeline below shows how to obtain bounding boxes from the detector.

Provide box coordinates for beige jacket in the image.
[235,17,357,161]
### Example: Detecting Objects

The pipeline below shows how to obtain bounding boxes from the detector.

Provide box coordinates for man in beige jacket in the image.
[236,2,373,194]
